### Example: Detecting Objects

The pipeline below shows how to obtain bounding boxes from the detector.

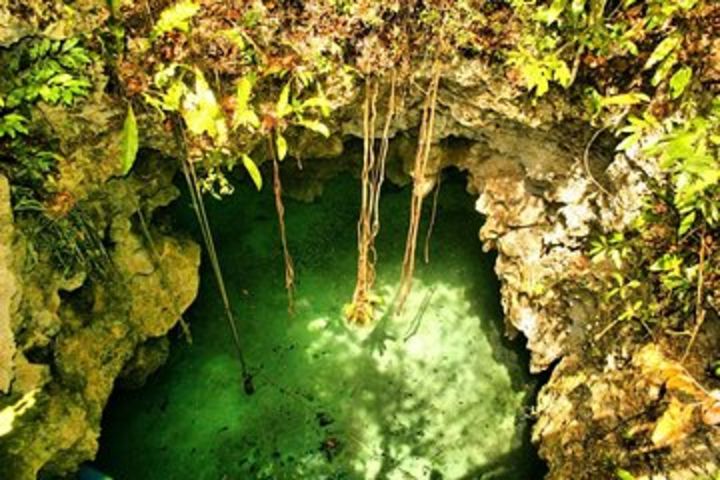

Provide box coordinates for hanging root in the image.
[269,134,296,314]
[173,120,250,387]
[396,68,441,312]
[683,227,707,361]
[345,74,397,325]
[423,171,441,264]
[345,79,379,324]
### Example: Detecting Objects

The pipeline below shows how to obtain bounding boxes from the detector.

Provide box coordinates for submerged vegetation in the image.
[0,0,718,478]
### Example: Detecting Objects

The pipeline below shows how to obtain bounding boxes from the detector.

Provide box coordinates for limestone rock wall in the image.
[0,163,201,479]
[0,176,19,393]
[0,83,201,479]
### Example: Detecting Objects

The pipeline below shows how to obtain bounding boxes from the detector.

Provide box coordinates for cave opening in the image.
[94,157,547,479]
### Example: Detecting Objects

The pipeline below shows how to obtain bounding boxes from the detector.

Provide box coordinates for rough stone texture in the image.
[0,166,200,479]
[331,67,613,373]
[0,84,201,479]
[116,337,170,389]
[266,66,712,477]
[0,1,108,47]
[0,175,19,393]
[534,342,720,480]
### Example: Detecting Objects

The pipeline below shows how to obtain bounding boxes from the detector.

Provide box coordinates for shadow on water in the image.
[95,166,547,480]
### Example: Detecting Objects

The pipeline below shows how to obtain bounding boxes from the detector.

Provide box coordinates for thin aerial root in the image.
[269,135,296,314]
[396,67,441,312]
[424,172,441,264]
[173,120,249,380]
[371,72,397,240]
[683,227,707,361]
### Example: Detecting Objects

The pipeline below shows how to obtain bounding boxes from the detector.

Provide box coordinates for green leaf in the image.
[301,96,332,117]
[522,61,550,96]
[276,134,288,161]
[120,104,139,175]
[644,36,680,71]
[153,63,179,87]
[552,60,572,88]
[233,75,260,130]
[600,92,651,107]
[151,1,200,39]
[235,75,253,113]
[678,211,696,236]
[536,0,567,24]
[241,154,262,190]
[221,29,246,49]
[162,81,186,111]
[616,134,639,153]
[276,83,292,118]
[298,119,330,137]
[234,110,260,130]
[109,0,122,16]
[652,53,678,86]
[0,113,29,139]
[669,66,692,99]
[570,0,586,16]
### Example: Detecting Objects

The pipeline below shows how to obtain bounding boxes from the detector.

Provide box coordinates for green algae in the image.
[96,170,545,480]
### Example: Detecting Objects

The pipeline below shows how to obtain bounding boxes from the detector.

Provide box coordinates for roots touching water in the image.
[345,74,397,325]
[174,120,251,388]
[269,134,296,315]
[396,68,442,313]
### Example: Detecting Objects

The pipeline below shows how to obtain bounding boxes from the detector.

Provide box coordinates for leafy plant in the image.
[181,67,228,144]
[507,45,572,97]
[270,78,332,160]
[0,37,94,201]
[646,103,720,235]
[0,37,92,110]
[0,113,29,139]
[151,1,201,40]
[15,199,111,278]
[143,64,260,194]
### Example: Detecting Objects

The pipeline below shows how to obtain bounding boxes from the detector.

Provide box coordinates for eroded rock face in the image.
[0,1,108,47]
[0,156,200,479]
[0,176,19,393]
[337,73,619,375]
[472,160,641,372]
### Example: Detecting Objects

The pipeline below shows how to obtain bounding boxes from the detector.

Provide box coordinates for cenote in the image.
[94,166,545,480]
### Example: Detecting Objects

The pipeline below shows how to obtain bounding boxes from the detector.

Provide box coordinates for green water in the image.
[96,170,544,480]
